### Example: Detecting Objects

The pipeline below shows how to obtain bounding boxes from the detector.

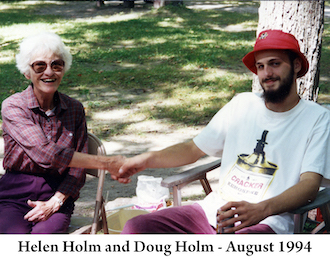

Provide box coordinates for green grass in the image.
[1,1,329,137]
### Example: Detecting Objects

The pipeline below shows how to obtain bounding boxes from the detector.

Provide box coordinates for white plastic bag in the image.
[135,175,170,212]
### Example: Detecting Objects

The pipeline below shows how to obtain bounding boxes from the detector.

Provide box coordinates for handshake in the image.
[103,152,150,184]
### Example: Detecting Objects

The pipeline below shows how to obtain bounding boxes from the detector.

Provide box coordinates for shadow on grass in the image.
[1,1,258,136]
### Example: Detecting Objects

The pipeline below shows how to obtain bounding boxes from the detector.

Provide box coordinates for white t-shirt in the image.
[194,92,330,234]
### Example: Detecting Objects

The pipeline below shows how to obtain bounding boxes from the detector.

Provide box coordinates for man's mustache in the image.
[262,77,280,83]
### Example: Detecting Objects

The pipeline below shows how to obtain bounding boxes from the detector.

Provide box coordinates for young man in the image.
[116,30,330,234]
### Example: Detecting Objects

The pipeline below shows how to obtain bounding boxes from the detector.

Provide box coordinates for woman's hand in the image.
[24,198,61,223]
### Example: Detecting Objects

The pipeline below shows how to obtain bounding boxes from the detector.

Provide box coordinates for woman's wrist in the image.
[52,195,63,207]
[51,192,68,211]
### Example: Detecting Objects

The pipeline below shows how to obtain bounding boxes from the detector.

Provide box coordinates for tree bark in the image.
[253,0,324,102]
[96,0,105,7]
[154,0,166,9]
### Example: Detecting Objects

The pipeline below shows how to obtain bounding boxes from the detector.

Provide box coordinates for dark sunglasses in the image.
[30,59,65,74]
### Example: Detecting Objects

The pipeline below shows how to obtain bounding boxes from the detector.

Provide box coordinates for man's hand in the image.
[111,153,150,183]
[217,172,323,233]
[24,198,60,223]
[217,200,269,233]
[104,155,135,183]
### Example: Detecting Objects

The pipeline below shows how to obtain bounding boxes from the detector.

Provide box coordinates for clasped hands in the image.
[24,197,62,223]
[107,154,146,184]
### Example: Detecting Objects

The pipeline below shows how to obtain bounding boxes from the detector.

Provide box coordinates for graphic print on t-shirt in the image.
[219,130,278,202]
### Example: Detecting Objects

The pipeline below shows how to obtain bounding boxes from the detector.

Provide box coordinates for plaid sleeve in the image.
[57,103,88,199]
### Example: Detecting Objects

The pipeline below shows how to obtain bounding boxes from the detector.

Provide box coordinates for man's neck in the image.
[265,93,301,112]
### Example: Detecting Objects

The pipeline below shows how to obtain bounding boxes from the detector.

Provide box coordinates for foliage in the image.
[1,1,329,137]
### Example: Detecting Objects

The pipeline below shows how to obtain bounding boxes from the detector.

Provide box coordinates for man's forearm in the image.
[146,140,206,169]
[116,140,206,182]
[262,172,323,217]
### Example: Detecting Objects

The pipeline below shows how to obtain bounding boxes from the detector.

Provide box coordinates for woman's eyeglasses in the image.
[30,59,65,74]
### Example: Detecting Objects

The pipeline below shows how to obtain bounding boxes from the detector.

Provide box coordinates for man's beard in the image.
[261,66,294,104]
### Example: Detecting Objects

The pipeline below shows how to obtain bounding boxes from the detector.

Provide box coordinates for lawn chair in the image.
[161,158,330,234]
[70,132,109,234]
[291,180,330,233]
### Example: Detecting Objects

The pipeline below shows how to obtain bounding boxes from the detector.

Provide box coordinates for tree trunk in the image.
[96,0,104,7]
[253,0,324,102]
[154,0,166,9]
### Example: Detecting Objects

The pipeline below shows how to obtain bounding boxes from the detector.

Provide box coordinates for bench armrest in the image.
[161,159,221,206]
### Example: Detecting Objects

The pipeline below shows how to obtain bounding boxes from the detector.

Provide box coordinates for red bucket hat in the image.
[242,30,309,78]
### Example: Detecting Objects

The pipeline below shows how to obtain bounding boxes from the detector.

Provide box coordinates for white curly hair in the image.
[16,32,72,77]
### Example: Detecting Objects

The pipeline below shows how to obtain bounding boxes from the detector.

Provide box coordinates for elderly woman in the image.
[0,32,125,234]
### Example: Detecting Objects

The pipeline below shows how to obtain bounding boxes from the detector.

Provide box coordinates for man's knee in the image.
[122,214,150,234]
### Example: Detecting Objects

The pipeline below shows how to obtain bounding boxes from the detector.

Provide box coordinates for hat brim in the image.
[242,48,309,78]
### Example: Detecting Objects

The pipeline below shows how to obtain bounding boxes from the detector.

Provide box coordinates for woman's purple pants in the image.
[0,171,74,234]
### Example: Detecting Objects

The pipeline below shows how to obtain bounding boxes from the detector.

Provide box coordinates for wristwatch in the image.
[53,195,63,206]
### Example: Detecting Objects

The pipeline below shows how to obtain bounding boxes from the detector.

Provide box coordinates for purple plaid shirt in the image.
[1,85,87,200]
